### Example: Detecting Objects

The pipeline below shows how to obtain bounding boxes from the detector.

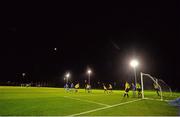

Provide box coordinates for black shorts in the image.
[125,88,130,92]
[155,88,160,91]
[137,88,141,92]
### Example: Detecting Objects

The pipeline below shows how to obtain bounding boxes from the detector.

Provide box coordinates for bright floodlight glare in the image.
[66,73,70,78]
[130,59,139,68]
[88,69,92,74]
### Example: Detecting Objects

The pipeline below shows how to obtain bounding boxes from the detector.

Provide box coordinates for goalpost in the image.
[140,72,163,101]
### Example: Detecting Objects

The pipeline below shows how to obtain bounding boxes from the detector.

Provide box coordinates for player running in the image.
[86,84,91,93]
[124,81,130,98]
[75,83,80,93]
[70,83,74,92]
[103,83,108,93]
[64,83,69,92]
[108,84,113,93]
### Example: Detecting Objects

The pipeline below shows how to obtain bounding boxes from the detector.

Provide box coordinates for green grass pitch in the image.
[0,86,179,116]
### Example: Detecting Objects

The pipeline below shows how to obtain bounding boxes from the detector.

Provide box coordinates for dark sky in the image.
[1,2,180,90]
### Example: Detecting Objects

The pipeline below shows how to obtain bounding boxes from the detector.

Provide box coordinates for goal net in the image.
[140,72,173,101]
[156,78,173,100]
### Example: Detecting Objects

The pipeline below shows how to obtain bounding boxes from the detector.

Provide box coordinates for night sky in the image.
[1,2,180,90]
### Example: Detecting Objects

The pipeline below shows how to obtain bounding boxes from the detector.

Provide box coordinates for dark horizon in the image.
[1,2,179,90]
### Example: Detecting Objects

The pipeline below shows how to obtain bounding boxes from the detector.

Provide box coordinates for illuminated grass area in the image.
[0,86,179,116]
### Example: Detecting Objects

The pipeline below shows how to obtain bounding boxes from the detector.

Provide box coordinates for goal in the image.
[140,72,173,101]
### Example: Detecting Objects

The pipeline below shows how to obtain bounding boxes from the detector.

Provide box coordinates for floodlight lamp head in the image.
[130,59,139,68]
[87,69,92,74]
[66,73,70,78]
[22,73,26,76]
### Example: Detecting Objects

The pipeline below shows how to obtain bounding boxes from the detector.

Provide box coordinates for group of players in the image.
[64,81,160,98]
[103,83,113,93]
[64,82,113,93]
[64,82,80,92]
[123,82,142,98]
[123,81,161,98]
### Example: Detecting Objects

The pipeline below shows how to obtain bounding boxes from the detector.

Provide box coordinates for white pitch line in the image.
[144,97,170,102]
[63,96,110,107]
[69,99,142,116]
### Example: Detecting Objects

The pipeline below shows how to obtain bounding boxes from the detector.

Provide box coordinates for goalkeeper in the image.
[153,82,160,96]
[124,81,130,97]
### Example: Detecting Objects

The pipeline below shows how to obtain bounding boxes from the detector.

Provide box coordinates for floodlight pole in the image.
[88,73,90,85]
[133,67,137,90]
[66,77,68,84]
[22,73,26,84]
[130,59,138,91]
[66,73,70,84]
[87,69,91,85]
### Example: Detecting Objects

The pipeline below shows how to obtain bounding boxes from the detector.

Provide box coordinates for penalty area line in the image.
[63,96,110,107]
[69,98,142,116]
